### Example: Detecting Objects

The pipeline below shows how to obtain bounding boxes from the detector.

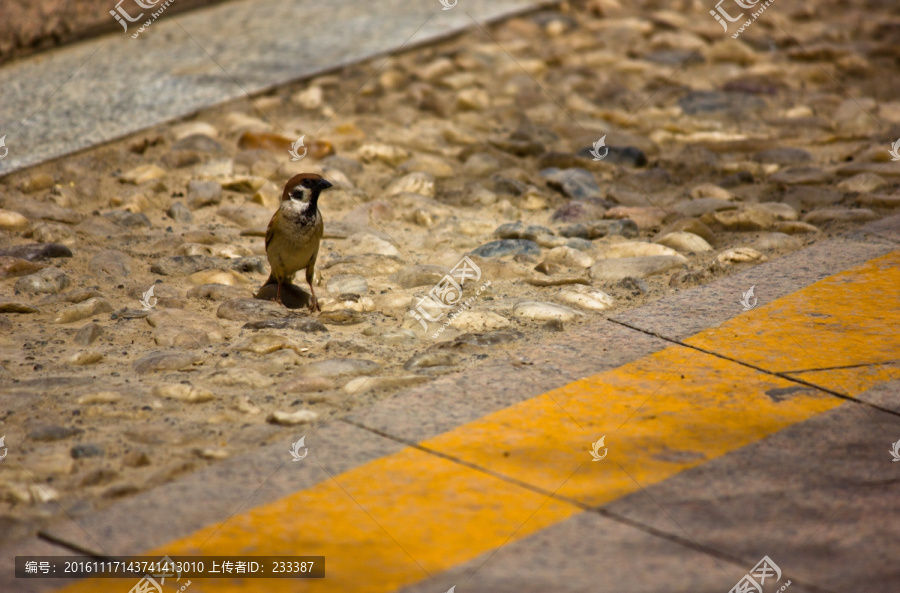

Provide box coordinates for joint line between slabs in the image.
[340,418,838,593]
[606,318,900,419]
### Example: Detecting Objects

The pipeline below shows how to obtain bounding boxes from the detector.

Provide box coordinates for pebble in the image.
[557,289,615,311]
[217,204,271,228]
[774,221,820,234]
[463,153,501,178]
[89,250,131,279]
[385,172,435,198]
[605,206,667,230]
[208,368,273,388]
[343,375,431,394]
[781,186,843,210]
[187,180,223,208]
[172,133,222,152]
[602,146,648,167]
[133,351,201,374]
[399,155,456,179]
[53,297,114,323]
[0,243,72,261]
[267,410,319,426]
[490,135,545,157]
[0,209,30,231]
[104,210,151,228]
[0,301,39,313]
[387,266,449,291]
[590,256,685,281]
[448,310,511,332]
[297,358,381,378]
[242,317,327,332]
[754,202,798,221]
[674,198,736,218]
[858,193,900,208]
[327,274,368,295]
[151,255,219,276]
[217,298,286,322]
[321,294,376,313]
[541,167,603,200]
[20,173,55,193]
[404,351,461,371]
[362,326,418,345]
[752,233,802,251]
[358,143,410,166]
[71,444,104,459]
[769,167,831,185]
[512,301,583,322]
[120,164,166,185]
[471,239,540,258]
[801,208,877,224]
[605,242,684,259]
[689,183,734,201]
[343,233,401,257]
[154,383,215,403]
[27,424,82,442]
[705,207,775,231]
[752,148,812,165]
[494,221,554,241]
[166,202,193,223]
[558,219,638,240]
[551,200,607,223]
[545,246,593,268]
[0,256,44,278]
[15,202,84,224]
[67,351,103,365]
[189,269,250,286]
[278,376,335,394]
[74,323,103,345]
[717,247,768,264]
[15,268,70,294]
[836,173,886,193]
[655,232,712,253]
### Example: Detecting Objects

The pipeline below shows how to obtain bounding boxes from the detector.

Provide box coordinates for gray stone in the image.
[172,134,223,152]
[781,186,843,210]
[673,198,736,218]
[188,180,223,208]
[14,268,70,294]
[589,256,685,281]
[769,167,832,185]
[802,208,877,224]
[558,219,638,240]
[27,424,82,442]
[494,221,554,241]
[471,239,541,258]
[326,274,368,295]
[71,444,104,459]
[403,351,462,371]
[389,265,448,289]
[89,250,131,280]
[0,243,72,261]
[151,255,220,276]
[550,200,607,223]
[74,323,103,345]
[53,297,114,323]
[104,210,151,228]
[133,351,201,374]
[242,318,328,332]
[541,167,603,200]
[463,153,501,178]
[167,201,193,223]
[216,298,287,321]
[619,277,649,295]
[677,90,765,115]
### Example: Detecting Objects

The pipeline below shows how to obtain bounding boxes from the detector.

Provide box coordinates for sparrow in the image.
[265,173,333,311]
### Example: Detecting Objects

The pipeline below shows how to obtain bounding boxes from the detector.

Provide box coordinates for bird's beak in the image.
[317,179,334,191]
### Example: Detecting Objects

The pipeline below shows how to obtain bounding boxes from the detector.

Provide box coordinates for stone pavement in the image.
[3,214,896,592]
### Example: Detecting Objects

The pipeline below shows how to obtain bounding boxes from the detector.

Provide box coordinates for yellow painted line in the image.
[56,251,899,593]
[683,251,900,375]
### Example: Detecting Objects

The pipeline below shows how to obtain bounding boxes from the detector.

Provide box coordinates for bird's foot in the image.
[308,296,320,312]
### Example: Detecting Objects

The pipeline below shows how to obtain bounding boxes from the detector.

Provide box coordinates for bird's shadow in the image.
[254,281,312,310]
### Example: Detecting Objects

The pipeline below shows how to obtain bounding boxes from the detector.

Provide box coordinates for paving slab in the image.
[602,399,900,593]
[0,537,82,593]
[36,420,405,557]
[0,0,549,177]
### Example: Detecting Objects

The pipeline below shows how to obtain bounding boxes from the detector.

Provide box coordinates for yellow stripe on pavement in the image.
[57,251,899,593]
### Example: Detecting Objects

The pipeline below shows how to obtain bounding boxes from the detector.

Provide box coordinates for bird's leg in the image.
[275,281,283,304]
[307,281,319,312]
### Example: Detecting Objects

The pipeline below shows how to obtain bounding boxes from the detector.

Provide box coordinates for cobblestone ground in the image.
[1,0,899,543]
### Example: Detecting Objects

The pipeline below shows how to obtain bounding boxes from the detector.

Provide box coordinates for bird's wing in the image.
[265,211,278,251]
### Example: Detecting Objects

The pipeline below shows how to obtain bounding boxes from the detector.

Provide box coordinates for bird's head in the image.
[282,173,333,212]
